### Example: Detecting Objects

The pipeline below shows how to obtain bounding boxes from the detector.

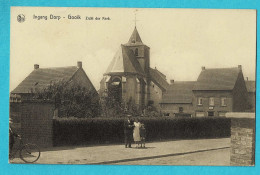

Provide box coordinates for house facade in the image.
[192,65,248,117]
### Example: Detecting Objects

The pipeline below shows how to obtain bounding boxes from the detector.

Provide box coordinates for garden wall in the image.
[20,101,55,148]
[226,112,255,166]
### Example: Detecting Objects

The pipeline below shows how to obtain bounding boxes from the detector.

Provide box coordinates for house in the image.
[10,61,98,119]
[11,61,97,101]
[192,65,248,117]
[245,80,255,112]
[160,81,195,117]
[100,27,169,112]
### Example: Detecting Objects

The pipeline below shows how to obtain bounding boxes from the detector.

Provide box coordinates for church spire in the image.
[128,27,143,45]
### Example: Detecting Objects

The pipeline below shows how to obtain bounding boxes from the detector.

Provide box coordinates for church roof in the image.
[153,67,167,80]
[150,68,169,91]
[161,81,195,104]
[12,66,79,94]
[193,67,241,91]
[104,45,145,76]
[125,27,144,46]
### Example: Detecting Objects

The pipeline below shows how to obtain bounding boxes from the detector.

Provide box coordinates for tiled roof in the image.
[193,67,241,91]
[150,68,169,91]
[161,81,195,104]
[245,81,255,93]
[104,45,145,76]
[12,66,78,94]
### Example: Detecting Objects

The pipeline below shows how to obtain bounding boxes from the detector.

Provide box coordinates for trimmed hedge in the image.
[53,117,231,146]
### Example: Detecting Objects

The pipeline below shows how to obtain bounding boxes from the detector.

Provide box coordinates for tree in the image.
[34,80,100,118]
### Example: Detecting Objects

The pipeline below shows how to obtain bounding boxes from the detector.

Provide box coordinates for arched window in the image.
[135,48,138,56]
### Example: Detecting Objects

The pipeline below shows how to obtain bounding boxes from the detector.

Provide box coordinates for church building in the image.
[100,27,169,112]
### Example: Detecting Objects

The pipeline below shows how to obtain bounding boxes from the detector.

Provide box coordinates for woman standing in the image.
[133,119,141,148]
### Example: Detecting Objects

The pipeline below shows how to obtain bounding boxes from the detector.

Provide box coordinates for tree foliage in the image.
[34,80,100,118]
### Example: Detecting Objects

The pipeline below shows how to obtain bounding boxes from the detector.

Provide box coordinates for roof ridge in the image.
[171,81,196,83]
[36,66,78,70]
[203,67,239,70]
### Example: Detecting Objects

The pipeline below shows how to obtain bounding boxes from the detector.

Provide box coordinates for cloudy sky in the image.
[10,7,256,91]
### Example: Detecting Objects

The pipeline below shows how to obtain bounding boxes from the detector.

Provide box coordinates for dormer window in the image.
[135,48,138,56]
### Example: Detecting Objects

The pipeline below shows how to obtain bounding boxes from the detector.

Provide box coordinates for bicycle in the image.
[9,136,41,163]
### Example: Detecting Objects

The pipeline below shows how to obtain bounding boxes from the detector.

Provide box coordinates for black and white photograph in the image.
[9,7,256,166]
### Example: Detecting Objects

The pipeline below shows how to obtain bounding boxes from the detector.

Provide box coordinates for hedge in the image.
[53,117,231,146]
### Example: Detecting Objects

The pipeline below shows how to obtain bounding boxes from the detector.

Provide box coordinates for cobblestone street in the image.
[10,138,230,166]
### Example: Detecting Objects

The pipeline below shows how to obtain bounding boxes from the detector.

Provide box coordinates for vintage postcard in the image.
[9,7,256,166]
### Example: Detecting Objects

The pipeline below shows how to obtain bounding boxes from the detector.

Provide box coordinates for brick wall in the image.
[226,112,255,166]
[20,101,55,148]
[193,91,233,117]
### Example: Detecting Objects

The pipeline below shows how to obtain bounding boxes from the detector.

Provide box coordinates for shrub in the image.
[53,117,231,146]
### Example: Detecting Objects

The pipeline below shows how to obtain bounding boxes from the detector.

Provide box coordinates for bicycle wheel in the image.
[19,143,41,163]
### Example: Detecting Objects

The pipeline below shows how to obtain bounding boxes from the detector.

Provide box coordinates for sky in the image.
[10,7,256,91]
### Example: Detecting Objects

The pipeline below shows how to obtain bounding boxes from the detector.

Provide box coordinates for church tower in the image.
[123,27,150,77]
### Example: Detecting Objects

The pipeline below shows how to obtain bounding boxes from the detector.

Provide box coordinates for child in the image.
[139,123,146,148]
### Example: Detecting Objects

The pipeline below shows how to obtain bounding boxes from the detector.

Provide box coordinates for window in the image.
[221,97,227,106]
[208,111,214,117]
[198,97,203,105]
[135,48,138,56]
[179,107,183,113]
[209,97,214,106]
[196,111,204,117]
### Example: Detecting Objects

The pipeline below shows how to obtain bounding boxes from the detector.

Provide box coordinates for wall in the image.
[192,91,233,117]
[127,45,150,75]
[247,92,255,112]
[124,75,137,104]
[161,103,193,116]
[226,112,255,166]
[232,72,248,112]
[149,81,163,111]
[20,101,55,148]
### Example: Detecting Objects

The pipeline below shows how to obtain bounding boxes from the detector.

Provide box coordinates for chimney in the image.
[77,61,82,68]
[34,64,39,69]
[201,66,206,71]
[170,79,174,84]
[238,65,242,71]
